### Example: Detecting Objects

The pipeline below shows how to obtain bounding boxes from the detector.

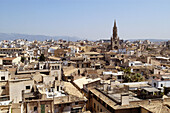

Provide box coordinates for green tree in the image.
[122,67,144,82]
[39,54,45,61]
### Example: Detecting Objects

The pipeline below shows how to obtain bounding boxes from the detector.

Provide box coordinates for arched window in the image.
[114,46,118,50]
[154,83,156,87]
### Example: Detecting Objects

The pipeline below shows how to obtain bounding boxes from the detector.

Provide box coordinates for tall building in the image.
[111,20,120,50]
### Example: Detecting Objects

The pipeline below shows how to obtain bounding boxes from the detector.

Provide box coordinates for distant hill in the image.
[0,33,169,42]
[128,39,169,42]
[98,38,169,42]
[0,33,80,41]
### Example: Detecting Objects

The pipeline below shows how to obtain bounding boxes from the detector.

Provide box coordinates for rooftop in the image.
[82,52,100,55]
[3,57,16,60]
[143,87,160,92]
[48,56,61,61]
[73,77,101,89]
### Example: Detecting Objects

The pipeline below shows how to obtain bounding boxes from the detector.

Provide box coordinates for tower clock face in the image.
[114,46,118,50]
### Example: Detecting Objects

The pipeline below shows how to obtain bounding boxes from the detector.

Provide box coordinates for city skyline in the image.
[0,1,170,112]
[0,0,170,40]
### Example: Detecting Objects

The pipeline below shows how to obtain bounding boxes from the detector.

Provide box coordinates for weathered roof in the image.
[70,57,84,61]
[64,82,85,98]
[48,56,61,61]
[73,77,101,89]
[83,52,100,55]
[143,87,160,92]
[141,101,170,113]
[3,57,16,60]
[0,54,7,57]
[63,67,78,76]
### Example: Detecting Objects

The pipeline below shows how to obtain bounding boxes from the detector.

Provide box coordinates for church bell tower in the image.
[111,20,120,50]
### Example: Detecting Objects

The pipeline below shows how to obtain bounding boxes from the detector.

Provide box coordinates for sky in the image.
[0,0,170,40]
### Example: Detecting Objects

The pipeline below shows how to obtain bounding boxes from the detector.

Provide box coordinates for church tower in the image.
[111,20,120,50]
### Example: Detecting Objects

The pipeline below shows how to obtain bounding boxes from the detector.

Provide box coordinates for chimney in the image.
[110,80,115,86]
[103,83,108,91]
[121,93,129,106]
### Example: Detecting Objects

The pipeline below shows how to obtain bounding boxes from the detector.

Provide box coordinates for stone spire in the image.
[113,20,118,40]
[111,20,120,50]
[114,20,117,28]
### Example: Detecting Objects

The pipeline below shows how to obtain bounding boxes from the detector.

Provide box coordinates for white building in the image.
[103,71,124,82]
[149,75,170,92]
[128,61,143,67]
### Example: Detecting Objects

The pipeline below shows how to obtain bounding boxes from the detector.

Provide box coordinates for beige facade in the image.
[2,57,21,65]
[0,70,9,99]
[92,97,111,113]
[42,75,55,85]
[0,70,9,81]
[80,46,93,52]
[0,48,24,55]
[24,100,53,113]
[0,81,9,96]
[140,107,151,113]
[9,79,34,103]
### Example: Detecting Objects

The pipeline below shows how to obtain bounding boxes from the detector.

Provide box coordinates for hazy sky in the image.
[0,0,170,40]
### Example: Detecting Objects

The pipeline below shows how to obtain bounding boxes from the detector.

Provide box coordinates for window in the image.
[100,109,102,112]
[78,69,80,75]
[34,107,37,111]
[114,46,118,49]
[57,86,59,91]
[111,55,115,57]
[26,86,30,90]
[57,66,60,70]
[55,77,58,80]
[52,66,54,70]
[154,83,156,87]
[161,84,163,87]
[1,86,5,89]
[94,103,96,109]
[118,76,121,79]
[1,76,5,80]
